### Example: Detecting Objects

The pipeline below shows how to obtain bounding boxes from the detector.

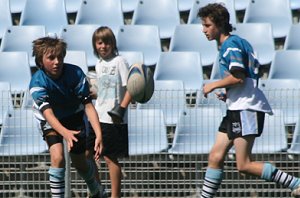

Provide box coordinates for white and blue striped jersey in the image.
[29,64,91,120]
[219,35,272,114]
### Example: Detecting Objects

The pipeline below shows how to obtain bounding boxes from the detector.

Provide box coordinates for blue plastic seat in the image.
[168,107,223,154]
[0,109,48,156]
[137,80,186,126]
[75,0,124,36]
[284,24,300,50]
[121,0,139,13]
[64,50,88,74]
[232,23,275,65]
[268,50,300,80]
[154,52,203,91]
[0,0,12,40]
[9,0,26,13]
[119,51,144,67]
[0,25,46,67]
[169,24,218,67]
[243,0,292,39]
[128,109,168,155]
[131,0,181,39]
[0,52,31,92]
[0,82,13,125]
[59,24,99,68]
[19,0,68,35]
[290,0,300,10]
[65,0,82,13]
[234,0,250,11]
[178,0,194,12]
[117,25,162,66]
[188,0,237,25]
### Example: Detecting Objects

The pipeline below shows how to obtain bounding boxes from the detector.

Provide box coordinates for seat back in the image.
[64,50,88,74]
[0,82,13,125]
[0,0,12,39]
[119,51,144,67]
[284,24,300,50]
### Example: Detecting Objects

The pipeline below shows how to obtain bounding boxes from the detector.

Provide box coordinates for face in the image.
[95,39,113,60]
[201,17,220,41]
[42,52,64,79]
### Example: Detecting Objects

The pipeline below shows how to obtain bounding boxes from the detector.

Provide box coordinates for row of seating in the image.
[1,0,299,40]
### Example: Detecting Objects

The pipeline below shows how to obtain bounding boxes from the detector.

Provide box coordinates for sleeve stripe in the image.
[223,47,241,57]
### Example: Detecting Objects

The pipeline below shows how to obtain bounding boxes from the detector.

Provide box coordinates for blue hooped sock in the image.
[201,168,223,198]
[261,163,276,181]
[48,167,65,198]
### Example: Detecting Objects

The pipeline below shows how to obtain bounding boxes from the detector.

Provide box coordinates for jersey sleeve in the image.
[29,77,51,113]
[118,56,130,87]
[73,68,92,104]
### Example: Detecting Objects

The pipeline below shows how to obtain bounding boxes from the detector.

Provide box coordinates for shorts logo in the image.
[232,122,241,134]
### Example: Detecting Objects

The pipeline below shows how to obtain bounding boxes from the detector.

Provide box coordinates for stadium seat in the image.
[131,0,181,39]
[232,23,275,65]
[64,50,88,74]
[0,25,46,67]
[234,0,250,11]
[259,79,300,125]
[169,24,218,67]
[59,24,99,68]
[21,90,33,109]
[0,52,31,92]
[0,82,13,125]
[0,109,48,156]
[137,80,186,126]
[128,109,168,155]
[117,25,162,66]
[178,0,194,12]
[154,52,203,91]
[9,0,26,13]
[268,50,300,80]
[210,55,221,80]
[121,0,139,13]
[288,117,300,154]
[284,24,300,50]
[65,0,82,13]
[168,106,223,154]
[19,0,68,35]
[75,0,124,36]
[188,0,237,25]
[119,51,144,67]
[252,109,288,153]
[0,0,12,40]
[243,0,293,39]
[290,0,300,10]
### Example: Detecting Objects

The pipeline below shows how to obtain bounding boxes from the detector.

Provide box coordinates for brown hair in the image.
[32,36,67,68]
[92,26,118,58]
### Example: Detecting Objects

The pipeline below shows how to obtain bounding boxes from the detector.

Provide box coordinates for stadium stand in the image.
[169,24,218,67]
[64,50,88,74]
[137,80,186,126]
[65,0,82,14]
[119,51,144,67]
[131,0,181,39]
[0,0,12,40]
[75,0,124,36]
[9,0,26,14]
[117,25,162,66]
[178,0,194,12]
[284,24,300,50]
[243,0,293,39]
[59,24,99,68]
[121,0,139,13]
[0,25,46,67]
[290,0,300,10]
[234,0,250,11]
[19,0,68,35]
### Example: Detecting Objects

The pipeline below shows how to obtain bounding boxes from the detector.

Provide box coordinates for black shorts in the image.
[218,110,265,140]
[87,122,129,159]
[39,111,87,154]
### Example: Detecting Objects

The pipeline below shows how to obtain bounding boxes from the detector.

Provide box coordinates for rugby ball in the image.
[127,63,154,103]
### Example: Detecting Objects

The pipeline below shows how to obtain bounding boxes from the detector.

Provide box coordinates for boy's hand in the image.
[203,83,215,98]
[215,92,227,102]
[94,137,103,161]
[63,130,80,152]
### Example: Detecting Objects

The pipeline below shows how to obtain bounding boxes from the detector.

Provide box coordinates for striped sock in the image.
[201,168,223,198]
[48,167,65,198]
[261,163,300,190]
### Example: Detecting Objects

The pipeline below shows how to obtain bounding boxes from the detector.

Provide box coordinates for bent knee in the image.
[208,151,225,167]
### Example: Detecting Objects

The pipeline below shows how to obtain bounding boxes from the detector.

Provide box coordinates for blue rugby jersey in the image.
[29,64,91,120]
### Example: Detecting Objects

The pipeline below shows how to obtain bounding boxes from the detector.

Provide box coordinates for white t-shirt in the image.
[94,55,129,123]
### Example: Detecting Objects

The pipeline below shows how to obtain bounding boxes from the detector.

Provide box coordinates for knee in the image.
[208,151,225,168]
[236,163,250,174]
[51,154,65,167]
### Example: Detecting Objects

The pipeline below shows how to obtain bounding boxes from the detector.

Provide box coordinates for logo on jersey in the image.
[232,122,241,134]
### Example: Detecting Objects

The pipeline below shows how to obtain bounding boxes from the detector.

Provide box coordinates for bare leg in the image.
[104,156,121,198]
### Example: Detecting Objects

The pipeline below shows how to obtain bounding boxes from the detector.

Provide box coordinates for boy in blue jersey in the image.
[29,36,106,198]
[198,3,300,197]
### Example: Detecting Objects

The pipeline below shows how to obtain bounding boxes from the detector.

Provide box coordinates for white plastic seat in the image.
[234,0,250,11]
[65,0,82,13]
[128,109,168,155]
[119,51,144,67]
[0,0,12,39]
[154,52,203,91]
[0,82,13,125]
[117,25,162,66]
[64,50,88,74]
[137,80,186,126]
[0,25,46,67]
[9,0,26,13]
[131,0,180,39]
[59,24,99,68]
[19,0,68,35]
[268,50,300,80]
[188,0,237,25]
[75,0,124,36]
[243,0,292,39]
[0,52,31,92]
[178,0,194,12]
[168,107,223,154]
[169,24,218,67]
[121,0,139,13]
[284,24,300,50]
[0,109,48,156]
[289,0,300,10]
[232,23,275,65]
